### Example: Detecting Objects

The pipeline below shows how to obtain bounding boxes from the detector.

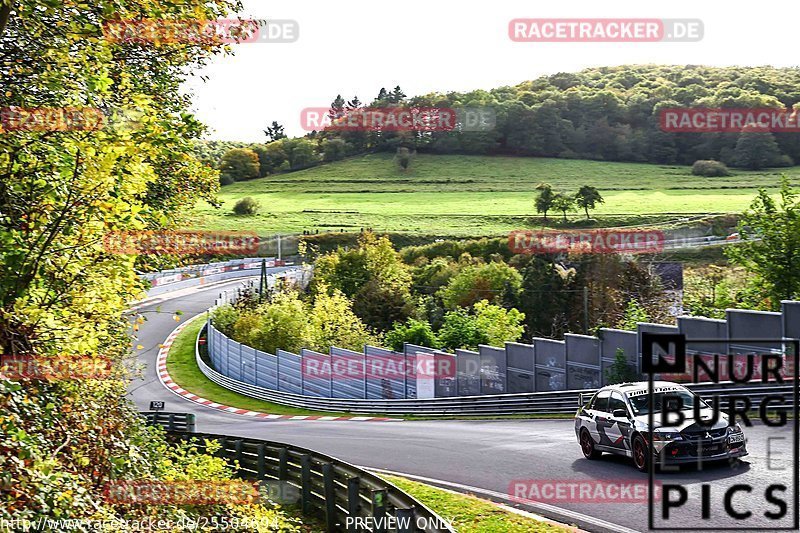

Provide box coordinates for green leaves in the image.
[0,0,254,527]
[726,175,800,307]
[438,301,524,351]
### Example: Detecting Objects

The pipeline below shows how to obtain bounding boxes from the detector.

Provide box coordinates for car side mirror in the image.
[612,409,628,419]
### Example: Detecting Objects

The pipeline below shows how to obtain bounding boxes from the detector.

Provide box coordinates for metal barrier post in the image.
[278,448,289,480]
[322,463,336,531]
[396,508,414,533]
[234,439,243,476]
[167,413,175,432]
[371,489,387,533]
[217,437,228,460]
[300,454,312,514]
[257,443,267,479]
[186,413,195,433]
[347,477,361,532]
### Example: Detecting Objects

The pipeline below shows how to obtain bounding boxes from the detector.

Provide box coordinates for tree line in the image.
[203,65,800,184]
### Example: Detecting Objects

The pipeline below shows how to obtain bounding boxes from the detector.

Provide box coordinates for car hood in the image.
[632,408,729,432]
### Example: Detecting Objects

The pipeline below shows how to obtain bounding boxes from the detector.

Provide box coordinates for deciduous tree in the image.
[726,176,800,308]
[575,185,604,219]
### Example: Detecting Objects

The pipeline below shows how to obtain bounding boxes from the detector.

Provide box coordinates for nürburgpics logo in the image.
[508,19,703,42]
[643,333,799,530]
[509,229,665,255]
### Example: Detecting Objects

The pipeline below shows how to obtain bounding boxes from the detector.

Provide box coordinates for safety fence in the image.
[205,292,800,399]
[140,411,196,432]
[141,257,294,298]
[196,337,796,416]
[140,412,455,532]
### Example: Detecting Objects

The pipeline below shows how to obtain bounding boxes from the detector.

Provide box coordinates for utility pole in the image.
[583,286,590,334]
[259,258,267,302]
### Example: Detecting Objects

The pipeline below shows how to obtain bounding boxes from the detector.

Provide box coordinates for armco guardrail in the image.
[140,411,196,432]
[195,323,795,415]
[140,413,455,533]
[141,258,297,298]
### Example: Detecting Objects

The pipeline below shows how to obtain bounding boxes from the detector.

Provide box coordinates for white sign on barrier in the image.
[415,353,436,399]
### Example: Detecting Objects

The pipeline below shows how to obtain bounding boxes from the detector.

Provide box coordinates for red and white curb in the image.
[156,315,400,422]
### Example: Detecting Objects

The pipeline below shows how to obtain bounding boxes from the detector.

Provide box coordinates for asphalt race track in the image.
[128,278,799,533]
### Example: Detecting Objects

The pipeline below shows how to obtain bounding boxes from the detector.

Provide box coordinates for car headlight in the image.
[652,430,683,441]
[727,423,743,434]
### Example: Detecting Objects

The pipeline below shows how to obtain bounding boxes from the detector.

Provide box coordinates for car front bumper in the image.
[655,439,748,464]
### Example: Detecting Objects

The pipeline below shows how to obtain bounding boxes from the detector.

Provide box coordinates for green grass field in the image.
[188,154,798,236]
[190,154,799,236]
[165,318,360,417]
[381,474,571,532]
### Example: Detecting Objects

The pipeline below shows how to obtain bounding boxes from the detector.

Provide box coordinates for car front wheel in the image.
[580,429,602,460]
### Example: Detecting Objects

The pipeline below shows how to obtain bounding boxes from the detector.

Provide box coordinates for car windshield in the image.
[627,390,707,415]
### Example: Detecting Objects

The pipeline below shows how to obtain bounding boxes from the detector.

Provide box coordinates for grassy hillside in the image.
[188,154,799,236]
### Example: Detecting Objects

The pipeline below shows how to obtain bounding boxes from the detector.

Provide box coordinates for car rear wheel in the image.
[632,434,650,472]
[580,429,602,459]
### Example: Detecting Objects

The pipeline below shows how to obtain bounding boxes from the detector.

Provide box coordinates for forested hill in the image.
[387,65,800,166]
[199,65,800,176]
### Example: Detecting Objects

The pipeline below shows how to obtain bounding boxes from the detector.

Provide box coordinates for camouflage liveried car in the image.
[574,381,747,471]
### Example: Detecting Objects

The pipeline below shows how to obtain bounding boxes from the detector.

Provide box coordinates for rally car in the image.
[574,381,747,471]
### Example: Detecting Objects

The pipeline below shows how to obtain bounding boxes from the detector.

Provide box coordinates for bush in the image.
[438,300,524,350]
[322,138,349,162]
[219,148,260,182]
[233,196,260,216]
[211,305,240,336]
[691,160,731,177]
[605,348,639,384]
[438,262,522,309]
[395,147,414,170]
[385,318,439,351]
